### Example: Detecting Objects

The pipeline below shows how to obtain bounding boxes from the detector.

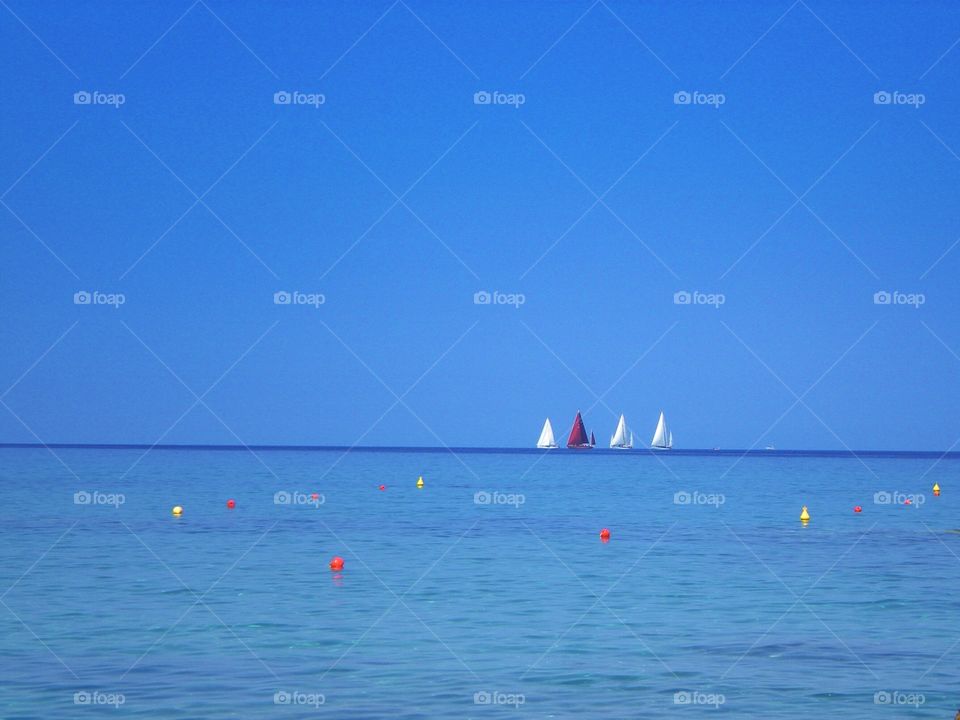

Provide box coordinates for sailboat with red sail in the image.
[566,411,592,449]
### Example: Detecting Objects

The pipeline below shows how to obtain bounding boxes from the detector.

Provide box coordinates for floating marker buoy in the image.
[904,498,912,505]
[800,506,810,522]
[311,493,320,500]
[379,484,386,491]
[329,556,344,571]
[226,499,236,509]
[854,505,862,513]
[599,528,611,541]
[934,483,941,497]
[416,476,424,489]
[172,505,183,517]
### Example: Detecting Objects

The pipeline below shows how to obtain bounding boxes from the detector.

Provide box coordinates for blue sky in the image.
[1,0,959,450]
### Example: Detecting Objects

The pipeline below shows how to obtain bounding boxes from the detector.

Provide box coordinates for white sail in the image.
[536,418,557,448]
[651,411,672,449]
[610,414,632,448]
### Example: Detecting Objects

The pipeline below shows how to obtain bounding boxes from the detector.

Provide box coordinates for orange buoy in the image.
[933,483,941,497]
[599,528,611,541]
[311,492,320,500]
[379,484,386,491]
[854,505,862,513]
[329,556,344,571]
[226,499,236,509]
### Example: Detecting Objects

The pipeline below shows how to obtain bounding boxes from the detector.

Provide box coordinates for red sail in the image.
[566,411,589,447]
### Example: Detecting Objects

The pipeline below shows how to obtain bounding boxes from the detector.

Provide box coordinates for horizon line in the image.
[0,442,957,459]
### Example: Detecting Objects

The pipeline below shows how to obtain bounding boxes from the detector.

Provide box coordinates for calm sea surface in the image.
[1,447,958,718]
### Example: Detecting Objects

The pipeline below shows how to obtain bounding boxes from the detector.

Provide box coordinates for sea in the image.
[0,445,957,718]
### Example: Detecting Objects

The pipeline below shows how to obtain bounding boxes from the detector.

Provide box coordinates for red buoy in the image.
[311,493,319,500]
[599,528,611,541]
[854,505,862,513]
[379,484,386,491]
[904,498,912,505]
[226,498,236,509]
[329,556,344,571]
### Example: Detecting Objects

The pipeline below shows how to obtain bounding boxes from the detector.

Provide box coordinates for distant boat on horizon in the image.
[590,431,596,447]
[610,414,633,449]
[536,418,558,449]
[566,411,592,449]
[651,411,673,450]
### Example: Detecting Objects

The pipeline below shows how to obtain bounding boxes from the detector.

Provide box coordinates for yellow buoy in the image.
[172,505,183,516]
[933,483,941,497]
[800,506,810,522]
[416,476,424,489]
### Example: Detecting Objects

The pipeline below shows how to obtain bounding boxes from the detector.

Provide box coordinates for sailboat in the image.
[536,418,558,449]
[650,411,673,450]
[566,411,592,449]
[590,431,596,447]
[610,414,633,449]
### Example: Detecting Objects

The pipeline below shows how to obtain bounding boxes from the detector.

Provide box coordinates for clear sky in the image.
[1,0,959,450]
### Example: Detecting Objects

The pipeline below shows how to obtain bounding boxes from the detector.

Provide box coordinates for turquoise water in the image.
[1,447,958,718]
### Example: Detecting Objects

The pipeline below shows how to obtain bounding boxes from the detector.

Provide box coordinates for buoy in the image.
[800,506,810,522]
[934,483,941,497]
[329,556,344,571]
[311,492,320,500]
[854,505,862,513]
[226,499,236,509]
[904,498,912,505]
[416,476,424,489]
[379,484,386,491]
[172,505,183,517]
[599,528,611,541]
